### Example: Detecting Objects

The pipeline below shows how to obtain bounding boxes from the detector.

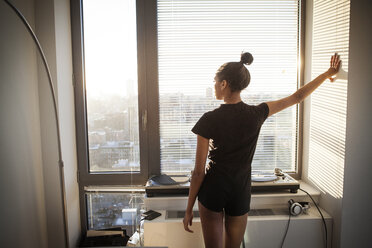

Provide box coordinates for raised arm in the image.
[266,53,341,117]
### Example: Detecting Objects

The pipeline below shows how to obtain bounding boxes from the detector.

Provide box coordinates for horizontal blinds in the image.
[309,0,350,198]
[158,0,299,173]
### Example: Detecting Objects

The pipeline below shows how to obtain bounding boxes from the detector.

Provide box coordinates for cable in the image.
[2,0,69,247]
[242,237,246,248]
[280,188,328,248]
[280,208,292,248]
[299,188,328,248]
[138,217,145,246]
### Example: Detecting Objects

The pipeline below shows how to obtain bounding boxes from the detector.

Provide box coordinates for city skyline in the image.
[86,91,296,174]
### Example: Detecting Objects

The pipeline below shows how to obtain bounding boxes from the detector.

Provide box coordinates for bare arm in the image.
[183,135,209,233]
[266,53,341,117]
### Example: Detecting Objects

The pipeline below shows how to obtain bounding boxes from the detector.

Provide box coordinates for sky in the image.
[83,0,138,98]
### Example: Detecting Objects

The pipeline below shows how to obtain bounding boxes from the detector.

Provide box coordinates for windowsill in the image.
[83,181,321,211]
[144,180,321,211]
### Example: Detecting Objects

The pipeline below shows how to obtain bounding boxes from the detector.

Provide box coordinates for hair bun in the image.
[240,52,253,65]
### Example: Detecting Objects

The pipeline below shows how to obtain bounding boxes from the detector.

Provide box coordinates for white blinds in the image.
[308,0,350,198]
[158,0,299,174]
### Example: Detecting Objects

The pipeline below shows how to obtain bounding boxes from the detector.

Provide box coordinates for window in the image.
[71,0,303,232]
[86,190,144,235]
[158,0,301,174]
[83,0,140,173]
[308,0,350,198]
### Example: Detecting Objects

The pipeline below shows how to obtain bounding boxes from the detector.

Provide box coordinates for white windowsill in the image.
[83,180,322,212]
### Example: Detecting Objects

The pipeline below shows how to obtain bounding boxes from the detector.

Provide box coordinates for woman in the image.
[183,52,341,248]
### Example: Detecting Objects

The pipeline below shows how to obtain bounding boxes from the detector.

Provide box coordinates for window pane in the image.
[83,0,140,172]
[308,0,350,198]
[158,0,299,174]
[86,192,144,236]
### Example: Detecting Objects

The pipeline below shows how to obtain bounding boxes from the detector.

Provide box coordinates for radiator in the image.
[143,207,332,248]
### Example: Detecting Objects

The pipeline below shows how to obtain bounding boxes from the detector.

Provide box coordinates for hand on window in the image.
[327,53,342,82]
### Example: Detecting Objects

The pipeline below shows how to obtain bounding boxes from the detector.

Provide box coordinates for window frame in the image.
[295,0,306,181]
[71,0,305,234]
[71,0,159,187]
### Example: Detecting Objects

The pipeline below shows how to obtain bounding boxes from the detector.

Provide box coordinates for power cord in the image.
[138,217,145,246]
[280,188,328,248]
[299,188,328,248]
[280,208,292,248]
[133,214,152,246]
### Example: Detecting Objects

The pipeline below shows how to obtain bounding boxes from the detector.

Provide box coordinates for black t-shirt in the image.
[192,101,269,173]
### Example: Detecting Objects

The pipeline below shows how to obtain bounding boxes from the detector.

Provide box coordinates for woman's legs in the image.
[224,213,248,248]
[198,201,224,248]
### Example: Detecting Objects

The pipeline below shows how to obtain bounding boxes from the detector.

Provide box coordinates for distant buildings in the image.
[87,192,144,236]
[87,91,296,174]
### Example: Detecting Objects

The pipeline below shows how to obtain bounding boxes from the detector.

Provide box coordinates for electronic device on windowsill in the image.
[145,169,299,197]
[141,210,162,220]
[145,175,190,197]
[251,168,300,193]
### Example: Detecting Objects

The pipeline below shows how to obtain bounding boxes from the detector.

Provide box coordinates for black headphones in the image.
[288,199,310,216]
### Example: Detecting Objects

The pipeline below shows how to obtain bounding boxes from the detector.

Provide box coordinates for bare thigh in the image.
[198,201,224,248]
[224,213,248,248]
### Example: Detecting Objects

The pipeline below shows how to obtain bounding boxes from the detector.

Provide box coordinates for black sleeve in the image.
[257,102,269,124]
[191,112,213,139]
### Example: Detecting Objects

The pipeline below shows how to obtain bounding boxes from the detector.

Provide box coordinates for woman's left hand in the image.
[183,210,194,233]
[326,53,342,82]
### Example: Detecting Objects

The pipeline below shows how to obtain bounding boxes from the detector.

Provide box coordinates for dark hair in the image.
[215,52,253,92]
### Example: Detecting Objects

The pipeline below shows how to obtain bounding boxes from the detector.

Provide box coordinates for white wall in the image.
[35,0,80,246]
[35,0,66,246]
[340,1,372,247]
[54,0,81,245]
[0,0,80,247]
[0,0,48,247]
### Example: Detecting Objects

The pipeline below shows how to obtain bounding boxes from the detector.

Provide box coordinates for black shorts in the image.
[197,166,251,216]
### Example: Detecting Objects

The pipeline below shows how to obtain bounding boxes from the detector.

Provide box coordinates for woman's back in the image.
[192,101,269,172]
